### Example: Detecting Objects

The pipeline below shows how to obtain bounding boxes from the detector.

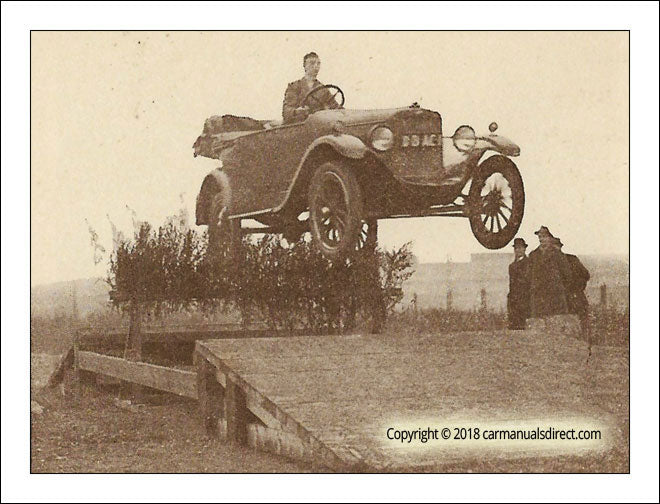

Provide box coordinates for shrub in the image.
[103,213,415,353]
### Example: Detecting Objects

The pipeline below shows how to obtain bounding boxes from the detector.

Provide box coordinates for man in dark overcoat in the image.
[507,237,531,329]
[528,226,572,317]
[554,237,591,335]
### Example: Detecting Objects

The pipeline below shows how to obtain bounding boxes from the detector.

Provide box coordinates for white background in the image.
[2,1,658,502]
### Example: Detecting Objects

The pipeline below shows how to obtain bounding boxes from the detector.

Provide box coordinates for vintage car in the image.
[193,84,524,259]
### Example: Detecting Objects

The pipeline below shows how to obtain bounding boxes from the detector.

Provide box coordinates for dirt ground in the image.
[30,330,629,473]
[30,355,316,473]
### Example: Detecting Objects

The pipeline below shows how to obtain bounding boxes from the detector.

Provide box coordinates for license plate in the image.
[401,133,441,148]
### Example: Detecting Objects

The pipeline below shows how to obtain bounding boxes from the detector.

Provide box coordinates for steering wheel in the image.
[302,84,345,110]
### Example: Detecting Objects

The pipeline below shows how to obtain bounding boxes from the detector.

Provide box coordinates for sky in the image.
[30,31,629,286]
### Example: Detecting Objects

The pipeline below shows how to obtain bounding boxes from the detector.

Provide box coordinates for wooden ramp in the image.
[195,332,626,472]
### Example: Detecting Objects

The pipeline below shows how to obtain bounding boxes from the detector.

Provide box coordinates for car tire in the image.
[206,175,240,259]
[356,218,379,253]
[308,160,364,260]
[468,155,525,249]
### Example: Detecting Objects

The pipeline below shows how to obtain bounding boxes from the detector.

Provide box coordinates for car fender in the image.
[308,134,368,160]
[273,134,368,213]
[196,168,231,225]
[476,134,520,157]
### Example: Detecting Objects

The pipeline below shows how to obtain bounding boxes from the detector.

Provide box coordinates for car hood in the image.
[310,107,411,125]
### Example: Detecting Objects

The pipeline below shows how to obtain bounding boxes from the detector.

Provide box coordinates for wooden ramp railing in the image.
[76,351,197,399]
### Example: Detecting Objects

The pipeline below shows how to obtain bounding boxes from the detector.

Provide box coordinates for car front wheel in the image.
[468,155,525,249]
[308,160,365,260]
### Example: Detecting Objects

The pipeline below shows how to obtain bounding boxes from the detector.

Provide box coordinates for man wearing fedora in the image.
[507,237,531,330]
[553,236,591,336]
[528,226,571,318]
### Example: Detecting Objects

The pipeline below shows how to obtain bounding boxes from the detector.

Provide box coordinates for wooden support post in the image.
[122,301,144,401]
[196,352,214,435]
[225,378,248,445]
[600,283,608,307]
[73,335,95,395]
[195,352,224,436]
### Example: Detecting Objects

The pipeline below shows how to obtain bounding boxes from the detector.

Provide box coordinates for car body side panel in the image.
[221,109,390,217]
[221,121,328,215]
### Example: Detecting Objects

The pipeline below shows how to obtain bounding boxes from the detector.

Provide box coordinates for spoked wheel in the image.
[308,160,364,260]
[207,192,240,259]
[355,218,378,253]
[356,218,384,334]
[468,155,525,249]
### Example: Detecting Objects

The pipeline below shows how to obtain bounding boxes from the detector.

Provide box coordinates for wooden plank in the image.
[47,345,75,387]
[201,344,582,406]
[76,351,197,399]
[247,424,316,465]
[196,339,363,469]
[245,396,283,430]
[199,342,318,438]
[199,331,541,365]
[214,351,455,375]
[196,352,220,434]
[200,330,587,360]
[225,378,248,444]
[195,330,611,471]
[199,335,382,362]
[216,363,290,431]
[77,324,312,347]
[215,369,226,388]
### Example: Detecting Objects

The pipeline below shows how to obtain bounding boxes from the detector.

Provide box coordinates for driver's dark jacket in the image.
[282,78,340,124]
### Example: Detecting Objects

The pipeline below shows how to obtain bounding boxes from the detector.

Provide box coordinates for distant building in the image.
[403,253,628,312]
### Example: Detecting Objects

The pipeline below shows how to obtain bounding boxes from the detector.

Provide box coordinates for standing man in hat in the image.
[528,226,571,317]
[507,237,531,329]
[553,237,591,336]
[282,52,342,124]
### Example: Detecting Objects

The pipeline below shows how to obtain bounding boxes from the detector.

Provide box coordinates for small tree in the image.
[108,220,211,359]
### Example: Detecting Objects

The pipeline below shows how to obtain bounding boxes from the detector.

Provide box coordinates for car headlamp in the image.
[452,125,476,152]
[370,125,394,152]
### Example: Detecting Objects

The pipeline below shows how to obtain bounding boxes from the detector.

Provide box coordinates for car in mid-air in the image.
[193,84,524,259]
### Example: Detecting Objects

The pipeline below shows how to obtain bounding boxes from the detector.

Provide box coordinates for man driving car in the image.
[282,52,342,124]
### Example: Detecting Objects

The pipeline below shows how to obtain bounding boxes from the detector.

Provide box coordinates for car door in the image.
[226,121,324,216]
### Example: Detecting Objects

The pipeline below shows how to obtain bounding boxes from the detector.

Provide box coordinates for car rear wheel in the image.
[207,180,240,259]
[356,218,378,253]
[308,160,364,260]
[468,155,524,249]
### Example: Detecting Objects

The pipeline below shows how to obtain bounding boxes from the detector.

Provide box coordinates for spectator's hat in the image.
[512,237,528,248]
[534,225,553,237]
[553,236,564,248]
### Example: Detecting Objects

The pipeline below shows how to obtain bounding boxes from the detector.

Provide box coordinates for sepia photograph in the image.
[3,2,659,502]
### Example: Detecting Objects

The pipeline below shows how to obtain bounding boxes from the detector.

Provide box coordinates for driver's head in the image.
[303,52,321,79]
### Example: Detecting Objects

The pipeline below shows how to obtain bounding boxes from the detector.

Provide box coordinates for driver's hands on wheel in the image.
[294,105,310,120]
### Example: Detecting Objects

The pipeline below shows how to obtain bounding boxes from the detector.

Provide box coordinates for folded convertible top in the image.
[193,114,270,159]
